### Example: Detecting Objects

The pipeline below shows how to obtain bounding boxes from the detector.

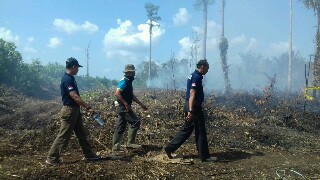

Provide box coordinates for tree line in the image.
[0,39,117,98]
[0,37,309,99]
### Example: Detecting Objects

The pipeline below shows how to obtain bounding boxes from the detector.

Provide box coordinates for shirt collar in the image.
[65,72,74,79]
[194,70,203,78]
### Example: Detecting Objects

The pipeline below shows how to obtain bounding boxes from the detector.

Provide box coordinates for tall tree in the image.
[85,40,91,77]
[218,0,231,94]
[190,30,200,73]
[288,0,293,94]
[301,0,320,96]
[135,60,160,88]
[0,38,23,86]
[195,0,214,60]
[169,51,177,92]
[145,2,161,85]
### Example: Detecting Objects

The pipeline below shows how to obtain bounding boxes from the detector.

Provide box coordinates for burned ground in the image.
[0,86,320,179]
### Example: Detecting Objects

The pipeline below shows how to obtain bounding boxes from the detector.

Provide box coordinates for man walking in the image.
[164,59,217,162]
[112,64,148,152]
[46,57,100,166]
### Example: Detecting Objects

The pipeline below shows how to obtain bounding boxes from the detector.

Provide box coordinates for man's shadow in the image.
[88,144,163,162]
[214,149,264,162]
[125,144,164,156]
[183,149,264,162]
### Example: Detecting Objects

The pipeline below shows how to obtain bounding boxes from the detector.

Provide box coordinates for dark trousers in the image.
[114,104,140,135]
[165,102,210,161]
[47,106,95,161]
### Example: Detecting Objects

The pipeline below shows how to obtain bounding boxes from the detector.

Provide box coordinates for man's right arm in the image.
[188,89,196,112]
[114,88,131,112]
[69,91,95,113]
[187,89,196,121]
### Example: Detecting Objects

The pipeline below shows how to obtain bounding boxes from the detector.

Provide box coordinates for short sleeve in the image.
[63,77,76,92]
[190,75,200,90]
[117,79,127,91]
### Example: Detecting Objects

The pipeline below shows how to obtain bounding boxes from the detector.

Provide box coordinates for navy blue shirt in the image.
[60,72,80,107]
[117,77,134,105]
[186,70,204,107]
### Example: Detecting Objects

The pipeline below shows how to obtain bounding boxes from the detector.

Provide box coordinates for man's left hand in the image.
[86,107,96,114]
[186,112,193,121]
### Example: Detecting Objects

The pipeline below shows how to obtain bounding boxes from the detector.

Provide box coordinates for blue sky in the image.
[0,0,317,80]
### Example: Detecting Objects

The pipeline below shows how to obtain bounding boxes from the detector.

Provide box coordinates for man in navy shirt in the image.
[46,57,100,166]
[164,59,217,162]
[112,64,148,152]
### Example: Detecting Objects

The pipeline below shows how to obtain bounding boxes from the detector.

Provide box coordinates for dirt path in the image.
[1,141,319,179]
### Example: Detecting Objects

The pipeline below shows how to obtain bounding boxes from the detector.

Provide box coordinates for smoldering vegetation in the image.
[1,84,320,179]
[141,51,307,93]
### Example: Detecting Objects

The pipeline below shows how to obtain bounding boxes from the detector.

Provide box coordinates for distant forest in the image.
[0,38,308,99]
[0,39,118,98]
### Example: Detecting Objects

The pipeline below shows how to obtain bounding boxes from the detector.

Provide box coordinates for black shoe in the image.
[164,148,173,159]
[112,147,125,153]
[45,159,62,166]
[82,155,102,161]
[126,143,142,149]
[202,156,218,162]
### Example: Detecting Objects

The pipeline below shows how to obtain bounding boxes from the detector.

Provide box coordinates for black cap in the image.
[66,57,83,68]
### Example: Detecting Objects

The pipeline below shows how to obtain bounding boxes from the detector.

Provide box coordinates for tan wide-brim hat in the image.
[123,64,136,72]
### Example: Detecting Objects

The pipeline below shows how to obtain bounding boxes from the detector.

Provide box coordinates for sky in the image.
[0,0,317,81]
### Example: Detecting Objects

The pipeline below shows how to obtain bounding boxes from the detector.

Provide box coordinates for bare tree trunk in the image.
[219,0,231,95]
[145,2,161,87]
[201,1,208,60]
[190,30,200,73]
[221,0,224,37]
[312,8,320,98]
[149,30,152,86]
[288,0,292,94]
[85,41,91,77]
[190,45,194,73]
[170,52,176,92]
[318,8,320,34]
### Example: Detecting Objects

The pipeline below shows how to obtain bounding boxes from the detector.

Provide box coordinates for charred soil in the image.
[0,86,320,179]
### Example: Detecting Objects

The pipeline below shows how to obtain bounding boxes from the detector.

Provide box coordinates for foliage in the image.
[145,2,161,83]
[313,31,320,86]
[218,37,231,94]
[218,37,228,55]
[144,2,161,28]
[300,0,320,96]
[300,0,320,12]
[0,39,23,86]
[135,61,160,88]
[77,76,118,92]
[236,51,306,91]
[81,91,103,103]
[0,38,116,98]
[15,59,64,97]
[130,58,189,89]
[154,58,189,89]
[194,0,215,11]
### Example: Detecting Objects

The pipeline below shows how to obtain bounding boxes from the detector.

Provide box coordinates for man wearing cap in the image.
[164,59,217,162]
[46,57,100,166]
[112,64,148,152]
